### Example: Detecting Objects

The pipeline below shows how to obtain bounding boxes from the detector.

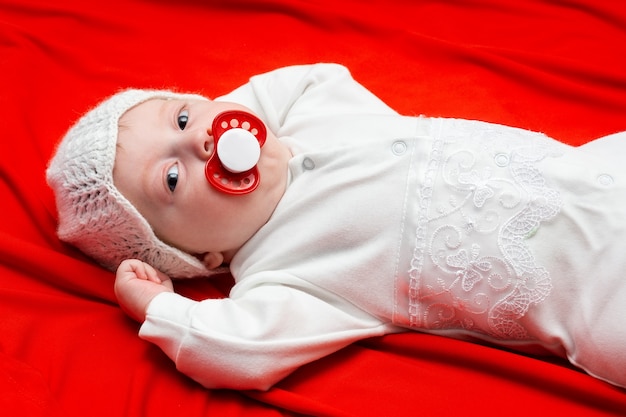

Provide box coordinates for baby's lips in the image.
[205,110,267,195]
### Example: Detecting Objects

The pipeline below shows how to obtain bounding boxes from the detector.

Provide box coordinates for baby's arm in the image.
[114,259,174,322]
[219,63,398,134]
[139,283,396,390]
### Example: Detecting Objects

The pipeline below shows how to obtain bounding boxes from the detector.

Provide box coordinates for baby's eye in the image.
[166,164,179,192]
[177,109,189,130]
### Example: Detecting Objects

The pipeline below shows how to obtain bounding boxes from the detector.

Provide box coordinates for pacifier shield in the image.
[205,110,267,195]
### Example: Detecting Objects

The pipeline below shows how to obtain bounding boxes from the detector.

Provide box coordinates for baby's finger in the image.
[120,259,148,280]
[142,262,164,284]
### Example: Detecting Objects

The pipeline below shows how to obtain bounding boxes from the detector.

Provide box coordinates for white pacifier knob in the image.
[216,128,261,173]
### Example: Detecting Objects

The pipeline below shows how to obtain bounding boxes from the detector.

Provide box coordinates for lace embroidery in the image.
[408,119,562,339]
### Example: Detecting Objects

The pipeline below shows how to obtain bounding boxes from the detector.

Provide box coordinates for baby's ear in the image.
[201,252,224,270]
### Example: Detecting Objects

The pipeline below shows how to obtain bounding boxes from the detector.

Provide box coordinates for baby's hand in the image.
[114,259,174,322]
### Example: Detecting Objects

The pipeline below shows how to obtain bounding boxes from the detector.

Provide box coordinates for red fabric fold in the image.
[1,0,625,415]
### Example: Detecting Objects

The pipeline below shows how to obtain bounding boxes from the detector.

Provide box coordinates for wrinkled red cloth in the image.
[1,0,625,415]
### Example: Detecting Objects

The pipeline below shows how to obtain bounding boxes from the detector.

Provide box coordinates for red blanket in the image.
[1,0,625,415]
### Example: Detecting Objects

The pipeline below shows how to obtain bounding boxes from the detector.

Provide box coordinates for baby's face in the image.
[114,98,291,266]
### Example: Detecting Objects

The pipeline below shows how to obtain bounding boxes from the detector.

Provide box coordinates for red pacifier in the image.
[205,110,267,195]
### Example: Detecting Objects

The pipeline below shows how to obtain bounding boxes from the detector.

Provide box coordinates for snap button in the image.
[392,141,407,155]
[302,157,315,170]
[597,174,614,186]
[494,153,510,167]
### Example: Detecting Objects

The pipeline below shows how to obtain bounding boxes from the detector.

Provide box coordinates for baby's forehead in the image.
[117,94,209,131]
[118,98,170,127]
[121,96,206,118]
[122,97,168,117]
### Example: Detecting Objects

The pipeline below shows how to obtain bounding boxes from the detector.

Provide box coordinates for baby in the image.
[47,63,626,390]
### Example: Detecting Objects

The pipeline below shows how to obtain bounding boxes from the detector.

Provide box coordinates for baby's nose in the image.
[187,127,213,160]
[203,132,214,157]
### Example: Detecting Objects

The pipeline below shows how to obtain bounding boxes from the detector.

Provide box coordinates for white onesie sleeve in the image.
[139,286,392,390]
[217,62,398,134]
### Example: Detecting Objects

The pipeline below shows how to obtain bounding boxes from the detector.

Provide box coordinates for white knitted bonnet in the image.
[46,89,217,278]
